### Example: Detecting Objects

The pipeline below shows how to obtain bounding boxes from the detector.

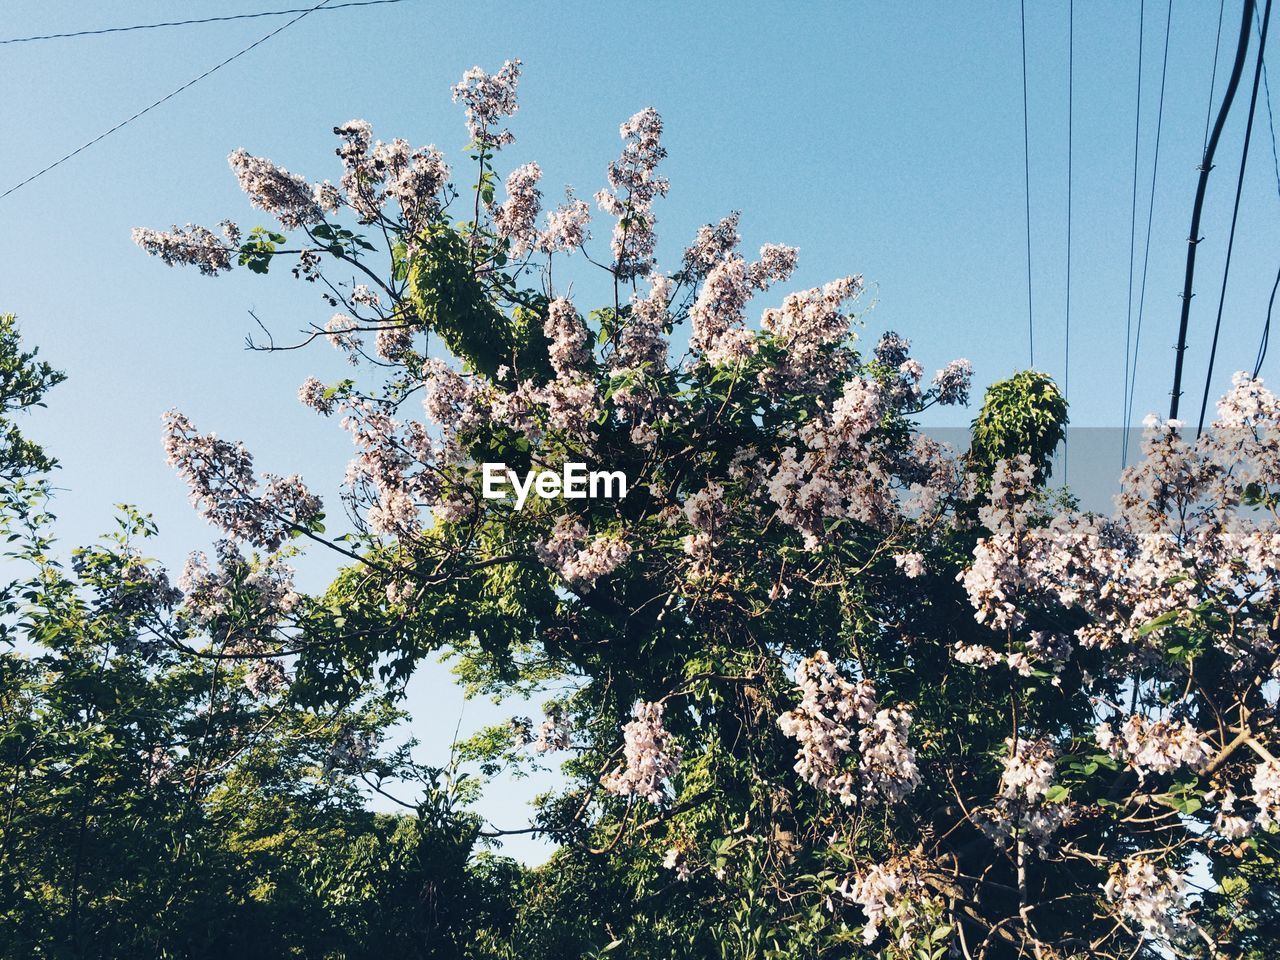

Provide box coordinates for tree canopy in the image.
[2,58,1277,960]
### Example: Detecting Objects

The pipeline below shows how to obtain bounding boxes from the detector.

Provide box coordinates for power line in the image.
[0,0,338,202]
[1123,0,1173,464]
[1065,0,1073,482]
[1261,38,1280,194]
[1122,0,1146,468]
[1253,265,1280,376]
[1198,0,1273,436]
[1252,8,1280,378]
[1170,0,1257,421]
[1020,0,1036,368]
[1204,0,1229,154]
[0,1,403,45]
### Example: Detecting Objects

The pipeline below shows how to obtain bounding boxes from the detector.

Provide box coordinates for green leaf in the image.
[1136,610,1179,636]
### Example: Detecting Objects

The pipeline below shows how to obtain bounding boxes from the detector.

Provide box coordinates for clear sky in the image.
[2,0,1278,860]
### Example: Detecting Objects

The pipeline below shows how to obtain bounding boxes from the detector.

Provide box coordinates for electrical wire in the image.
[1065,0,1073,482]
[1170,0,1257,421]
[0,1,403,45]
[0,0,338,202]
[1021,0,1036,368]
[1261,35,1280,193]
[1197,0,1273,436]
[1253,265,1280,377]
[1253,7,1280,378]
[1122,0,1146,468]
[1204,0,1229,154]
[1121,0,1172,471]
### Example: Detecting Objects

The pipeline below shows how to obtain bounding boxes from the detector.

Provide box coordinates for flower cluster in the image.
[339,397,441,536]
[543,297,590,377]
[325,726,374,776]
[764,375,922,549]
[973,737,1074,853]
[537,190,591,253]
[1251,757,1280,829]
[131,222,239,276]
[595,107,669,279]
[535,516,631,587]
[228,148,323,229]
[960,455,1040,630]
[837,859,940,950]
[759,276,860,386]
[1103,857,1193,944]
[998,736,1056,803]
[332,119,450,228]
[616,276,671,371]
[688,242,798,368]
[602,700,682,805]
[682,481,727,575]
[531,708,572,754]
[452,59,522,147]
[494,161,542,256]
[931,358,973,406]
[164,411,322,552]
[777,651,919,805]
[661,844,693,882]
[1094,715,1213,779]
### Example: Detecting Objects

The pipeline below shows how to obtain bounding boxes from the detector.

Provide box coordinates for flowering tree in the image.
[133,61,1279,959]
[0,323,522,957]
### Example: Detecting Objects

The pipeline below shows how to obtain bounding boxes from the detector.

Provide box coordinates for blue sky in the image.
[2,0,1278,860]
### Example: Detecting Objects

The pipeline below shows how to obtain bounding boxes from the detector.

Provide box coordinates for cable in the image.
[1124,0,1173,465]
[0,1,403,45]
[1059,0,1070,483]
[1171,0,1257,421]
[1204,0,1229,154]
[1253,264,1280,377]
[1122,0,1146,468]
[1021,0,1036,368]
[0,0,337,202]
[1198,0,1273,436]
[1261,37,1280,193]
[1252,5,1280,378]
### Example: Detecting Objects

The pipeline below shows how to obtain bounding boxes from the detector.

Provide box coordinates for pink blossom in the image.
[131,222,239,275]
[228,148,322,229]
[164,411,322,551]
[494,161,542,256]
[931,359,973,406]
[537,191,591,253]
[535,516,631,586]
[543,297,590,377]
[893,552,924,578]
[452,59,522,147]
[681,213,741,278]
[1103,857,1193,944]
[298,377,335,414]
[1094,715,1213,779]
[596,107,669,279]
[602,700,682,804]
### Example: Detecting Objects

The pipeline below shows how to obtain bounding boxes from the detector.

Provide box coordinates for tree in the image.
[0,314,64,481]
[125,60,1280,960]
[0,321,521,959]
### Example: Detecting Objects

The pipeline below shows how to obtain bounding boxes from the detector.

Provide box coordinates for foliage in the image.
[968,369,1067,482]
[0,326,522,959]
[23,57,1280,960]
[0,313,65,480]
